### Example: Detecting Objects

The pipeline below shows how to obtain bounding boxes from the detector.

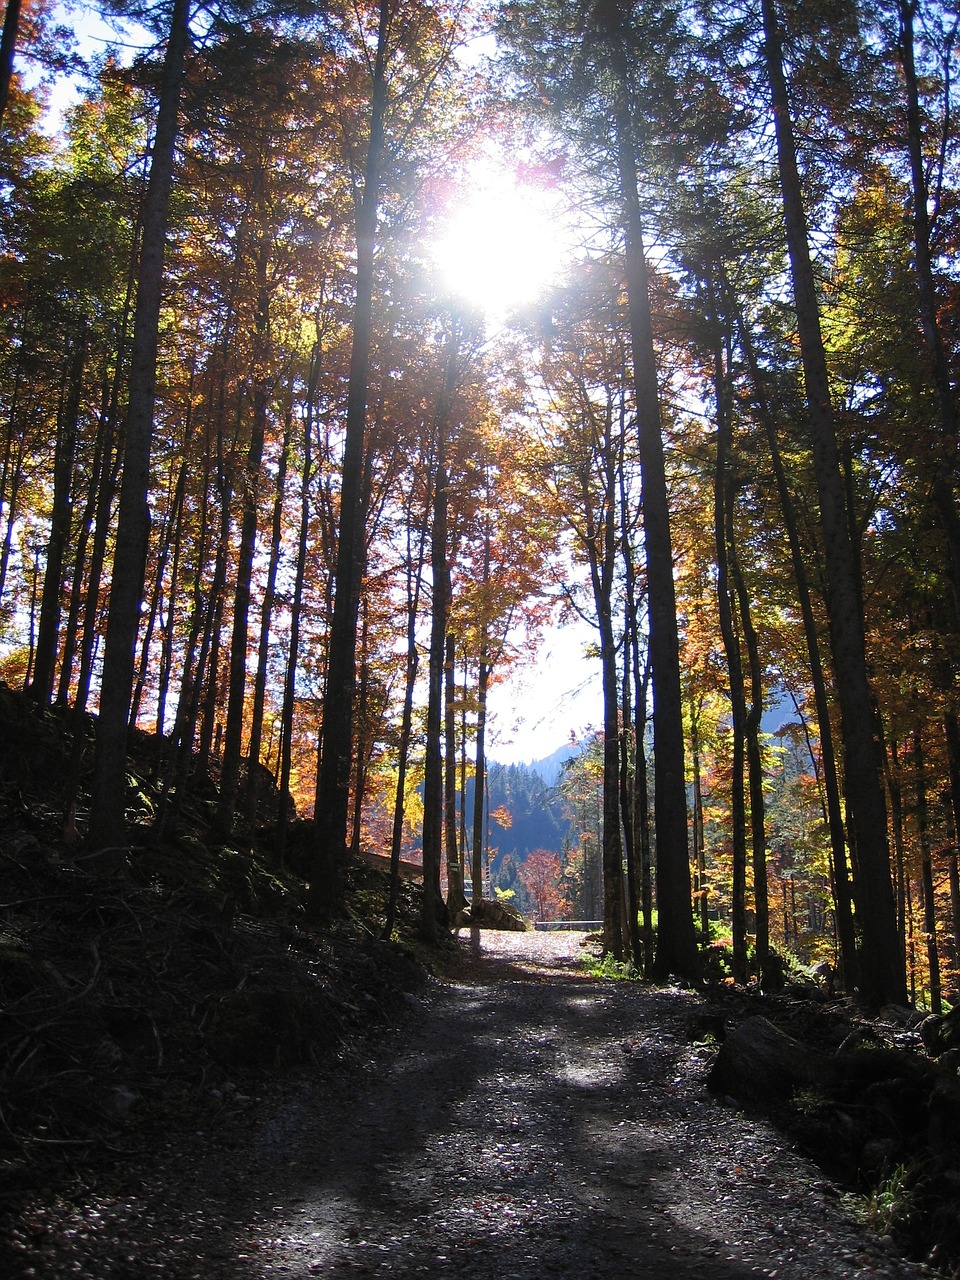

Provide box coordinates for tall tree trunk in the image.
[943,713,960,977]
[421,436,448,943]
[155,480,229,837]
[311,0,391,921]
[421,328,462,942]
[445,632,468,918]
[350,600,371,857]
[31,330,86,704]
[246,410,290,830]
[712,332,749,985]
[0,0,22,129]
[195,416,235,781]
[623,483,654,973]
[471,640,490,910]
[913,724,942,1013]
[881,726,909,968]
[129,486,174,729]
[898,0,960,612]
[64,200,140,717]
[384,509,427,938]
[218,229,272,836]
[760,0,904,1007]
[689,708,710,941]
[154,448,190,739]
[601,17,698,980]
[88,0,191,864]
[277,347,320,858]
[0,414,25,610]
[581,404,625,959]
[730,526,771,986]
[56,364,117,708]
[619,595,642,967]
[731,288,859,991]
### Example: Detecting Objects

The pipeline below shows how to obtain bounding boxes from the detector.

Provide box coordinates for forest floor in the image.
[1,926,942,1280]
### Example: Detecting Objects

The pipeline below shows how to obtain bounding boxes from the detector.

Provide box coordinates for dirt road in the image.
[4,929,936,1278]
[216,930,927,1280]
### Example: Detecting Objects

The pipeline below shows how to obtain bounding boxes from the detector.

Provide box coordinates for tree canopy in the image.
[2,0,960,1005]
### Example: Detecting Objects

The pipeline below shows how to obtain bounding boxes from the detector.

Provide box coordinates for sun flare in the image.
[432,163,570,316]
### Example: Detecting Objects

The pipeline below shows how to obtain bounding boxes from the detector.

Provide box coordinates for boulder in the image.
[708,1014,828,1105]
[465,898,527,932]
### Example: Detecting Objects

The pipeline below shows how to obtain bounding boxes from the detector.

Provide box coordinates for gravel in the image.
[0,929,942,1279]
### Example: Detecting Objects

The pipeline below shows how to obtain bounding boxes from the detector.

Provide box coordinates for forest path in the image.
[4,929,934,1279]
[210,929,925,1280]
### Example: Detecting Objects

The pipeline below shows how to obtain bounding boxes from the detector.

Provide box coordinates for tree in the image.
[311,0,465,921]
[518,848,569,920]
[595,2,699,980]
[759,0,906,1007]
[88,0,192,863]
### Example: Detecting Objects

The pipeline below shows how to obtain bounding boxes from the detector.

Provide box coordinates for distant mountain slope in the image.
[465,756,571,864]
[521,741,581,787]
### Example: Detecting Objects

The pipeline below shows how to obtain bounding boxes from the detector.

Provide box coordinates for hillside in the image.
[0,687,438,1204]
[470,759,570,861]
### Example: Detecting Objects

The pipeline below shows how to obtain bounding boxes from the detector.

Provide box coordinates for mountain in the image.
[465,757,570,865]
[520,741,581,787]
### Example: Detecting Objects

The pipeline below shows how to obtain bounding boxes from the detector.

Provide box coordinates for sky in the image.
[484,620,602,765]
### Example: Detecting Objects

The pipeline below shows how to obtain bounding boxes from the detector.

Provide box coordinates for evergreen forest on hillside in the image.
[3,0,960,1008]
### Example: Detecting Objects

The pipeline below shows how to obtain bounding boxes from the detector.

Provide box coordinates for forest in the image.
[1,0,959,1012]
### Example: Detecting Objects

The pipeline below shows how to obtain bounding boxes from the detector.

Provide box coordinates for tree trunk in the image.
[0,0,22,130]
[31,330,86,704]
[760,0,905,1007]
[57,362,124,709]
[731,533,771,986]
[913,725,942,1014]
[246,410,290,830]
[421,439,448,943]
[471,645,490,910]
[311,0,391,922]
[88,0,191,864]
[943,713,960,981]
[619,591,642,967]
[897,0,960,615]
[350,600,372,857]
[712,333,749,985]
[585,407,625,960]
[689,709,710,941]
[602,21,698,980]
[384,509,427,938]
[445,633,468,918]
[730,286,859,992]
[218,233,272,836]
[277,346,320,859]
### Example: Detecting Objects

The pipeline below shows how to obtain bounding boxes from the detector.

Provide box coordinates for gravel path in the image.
[2,929,939,1279]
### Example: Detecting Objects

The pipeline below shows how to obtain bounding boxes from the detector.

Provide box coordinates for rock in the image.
[919,1014,943,1055]
[105,1086,140,1120]
[832,1042,932,1092]
[880,1004,917,1028]
[938,1007,960,1054]
[708,1015,828,1105]
[837,1028,876,1054]
[929,1072,960,1157]
[466,898,527,932]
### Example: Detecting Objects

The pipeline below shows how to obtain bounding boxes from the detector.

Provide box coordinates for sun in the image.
[431,160,570,317]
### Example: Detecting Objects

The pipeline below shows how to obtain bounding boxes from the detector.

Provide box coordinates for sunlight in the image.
[431,160,570,317]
